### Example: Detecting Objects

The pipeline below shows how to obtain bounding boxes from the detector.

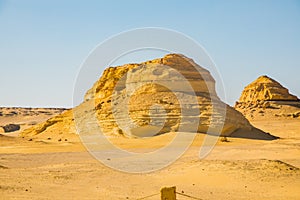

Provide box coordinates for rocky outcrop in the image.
[237,75,298,103]
[93,54,256,137]
[2,124,20,133]
[21,54,276,140]
[235,75,300,119]
[21,109,75,137]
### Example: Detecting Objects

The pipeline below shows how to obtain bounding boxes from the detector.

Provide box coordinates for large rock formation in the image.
[21,54,276,140]
[235,75,300,119]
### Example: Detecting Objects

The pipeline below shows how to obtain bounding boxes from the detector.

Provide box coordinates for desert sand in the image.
[1,108,300,199]
[0,115,299,200]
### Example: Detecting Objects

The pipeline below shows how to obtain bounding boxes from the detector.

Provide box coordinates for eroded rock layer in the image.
[235,75,300,120]
[237,75,298,103]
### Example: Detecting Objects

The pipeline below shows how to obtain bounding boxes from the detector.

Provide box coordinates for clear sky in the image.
[0,0,299,108]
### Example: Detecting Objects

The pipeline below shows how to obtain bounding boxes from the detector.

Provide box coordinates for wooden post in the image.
[160,186,176,200]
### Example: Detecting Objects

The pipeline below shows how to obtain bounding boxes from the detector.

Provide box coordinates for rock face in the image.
[92,54,253,137]
[237,75,299,103]
[21,54,276,140]
[235,75,300,120]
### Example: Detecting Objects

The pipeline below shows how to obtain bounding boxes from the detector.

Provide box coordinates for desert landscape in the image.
[0,54,299,200]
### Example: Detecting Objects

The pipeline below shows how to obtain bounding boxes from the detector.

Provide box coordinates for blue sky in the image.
[0,0,299,107]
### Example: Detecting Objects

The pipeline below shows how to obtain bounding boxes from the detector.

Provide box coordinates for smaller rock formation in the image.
[237,75,298,103]
[235,75,300,119]
[2,124,20,133]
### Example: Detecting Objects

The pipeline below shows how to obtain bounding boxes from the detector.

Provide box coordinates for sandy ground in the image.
[0,111,300,199]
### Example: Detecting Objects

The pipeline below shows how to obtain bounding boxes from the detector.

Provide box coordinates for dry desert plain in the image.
[0,107,300,200]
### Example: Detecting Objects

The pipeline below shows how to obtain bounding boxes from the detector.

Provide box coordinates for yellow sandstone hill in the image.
[21,54,276,140]
[235,75,300,120]
[237,75,298,103]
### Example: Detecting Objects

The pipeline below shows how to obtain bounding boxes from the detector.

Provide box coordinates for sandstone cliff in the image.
[21,54,276,140]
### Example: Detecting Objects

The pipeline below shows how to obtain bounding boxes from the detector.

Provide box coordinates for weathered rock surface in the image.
[235,75,300,120]
[21,54,276,140]
[93,54,254,137]
[237,75,298,103]
[21,109,75,137]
